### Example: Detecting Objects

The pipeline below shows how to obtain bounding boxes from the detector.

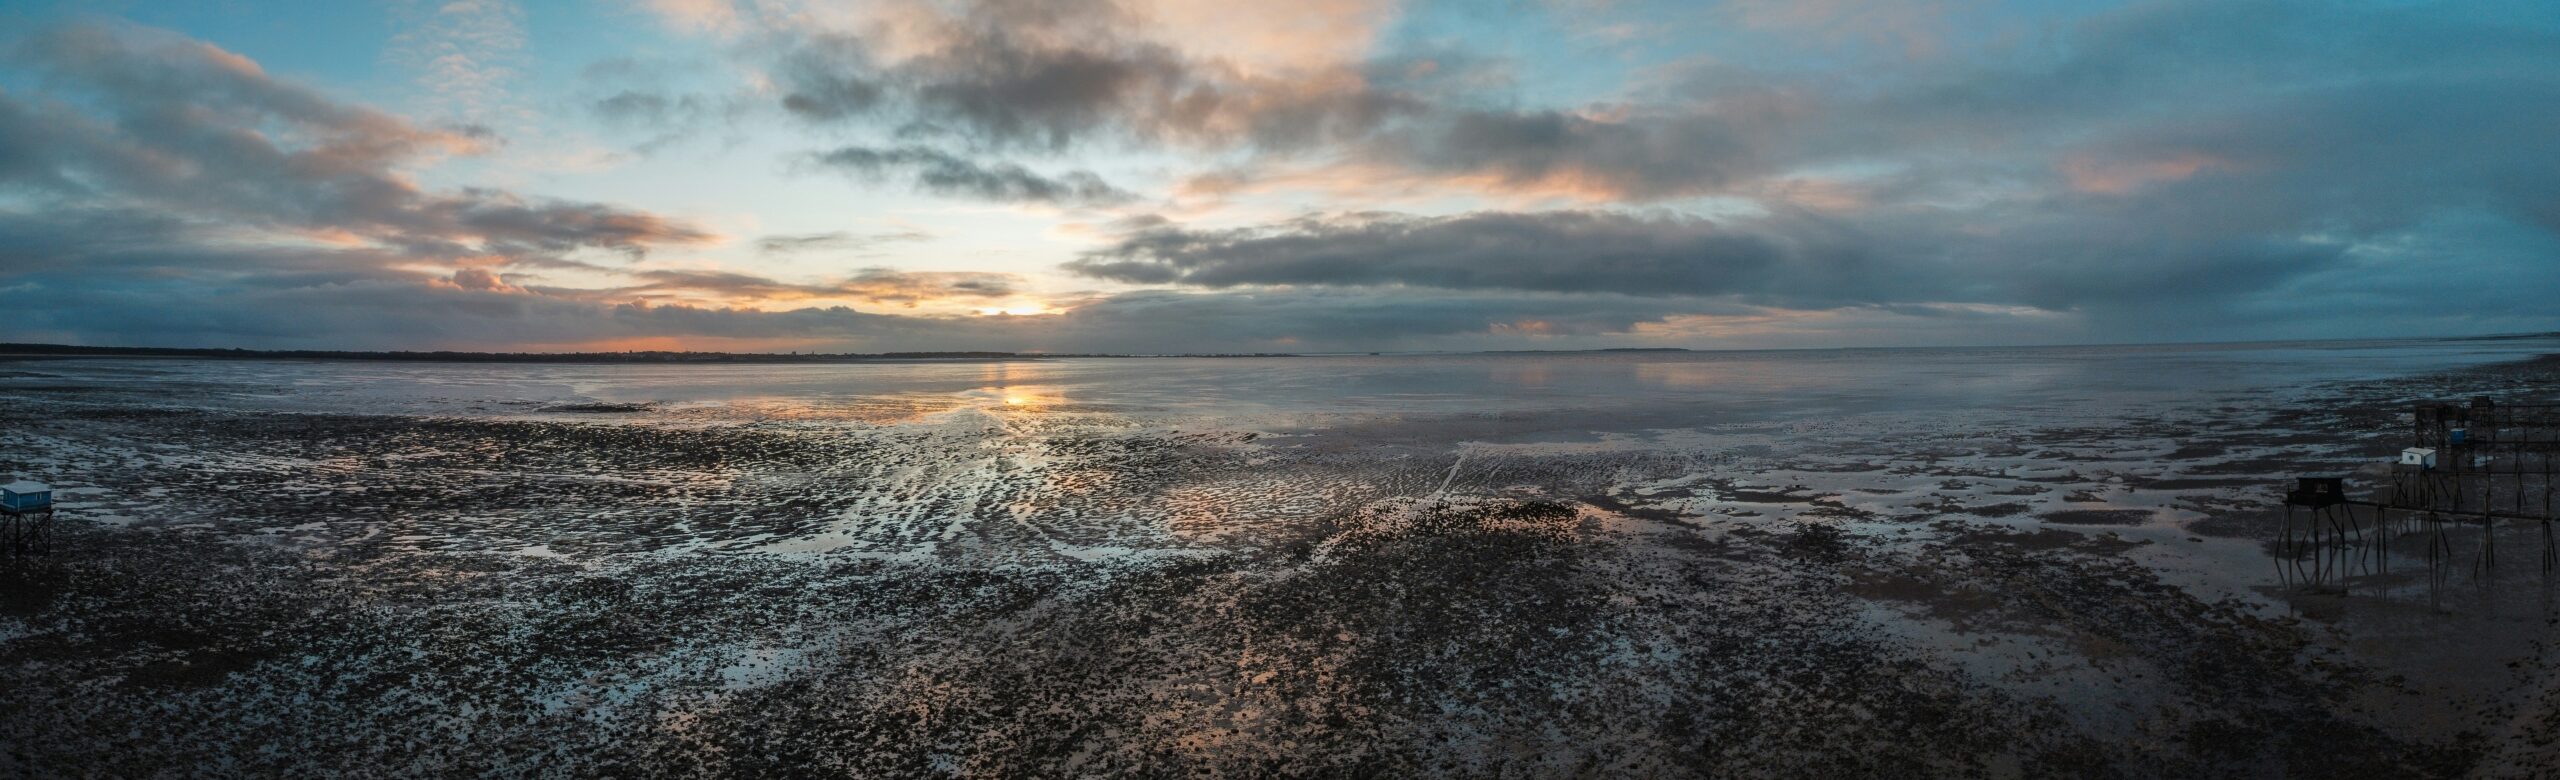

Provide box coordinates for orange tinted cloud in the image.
[2061,152,2229,195]
[1178,157,1704,209]
[1137,0,1398,74]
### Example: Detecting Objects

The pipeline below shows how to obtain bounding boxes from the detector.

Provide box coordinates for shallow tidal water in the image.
[4,337,2559,776]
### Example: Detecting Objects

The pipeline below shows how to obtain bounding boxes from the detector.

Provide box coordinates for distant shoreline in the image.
[0,332,2552,365]
[0,343,1303,364]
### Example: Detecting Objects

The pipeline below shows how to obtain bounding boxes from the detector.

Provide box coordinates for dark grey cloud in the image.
[806,145,1135,206]
[1038,288,1704,349]
[10,2,2560,352]
[0,21,711,259]
[579,56,758,153]
[774,33,889,122]
[768,1,1417,154]
[11,197,2517,353]
[753,0,2560,224]
[754,230,935,255]
[0,207,1727,351]
[1061,199,2405,325]
[1356,107,1772,199]
[1058,0,2557,337]
[0,209,413,310]
[744,0,1779,202]
[1069,211,1822,297]
[592,89,724,130]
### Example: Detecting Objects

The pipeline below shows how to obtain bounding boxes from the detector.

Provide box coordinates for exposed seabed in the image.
[1,350,2556,776]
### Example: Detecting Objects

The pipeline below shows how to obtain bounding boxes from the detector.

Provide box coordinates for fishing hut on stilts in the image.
[2280,397,2560,593]
[1,480,54,555]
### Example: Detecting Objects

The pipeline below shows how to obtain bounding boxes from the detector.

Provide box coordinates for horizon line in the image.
[3,331,2554,365]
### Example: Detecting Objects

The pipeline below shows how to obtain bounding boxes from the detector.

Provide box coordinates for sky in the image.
[0,0,2553,353]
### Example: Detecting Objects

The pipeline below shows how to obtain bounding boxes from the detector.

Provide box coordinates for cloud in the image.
[805,145,1137,206]
[766,1,1419,154]
[5,197,2530,354]
[1068,211,1818,297]
[579,55,761,153]
[1349,103,1792,200]
[438,267,527,293]
[682,1,1760,202]
[0,207,1730,351]
[754,230,935,255]
[1037,288,1706,349]
[591,87,739,134]
[2,21,714,260]
[733,1,1814,206]
[1060,196,2436,326]
[1136,0,1397,73]
[10,2,2560,353]
[619,0,2560,220]
[387,0,529,127]
[0,205,1730,353]
[764,0,2560,224]
[607,267,1021,305]
[733,2,1787,204]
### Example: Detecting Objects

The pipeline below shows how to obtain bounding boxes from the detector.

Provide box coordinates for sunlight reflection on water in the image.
[6,337,2552,431]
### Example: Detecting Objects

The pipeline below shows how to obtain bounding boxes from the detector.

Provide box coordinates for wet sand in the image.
[1,349,2556,776]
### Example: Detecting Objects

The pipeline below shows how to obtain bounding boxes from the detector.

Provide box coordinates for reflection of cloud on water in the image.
[1632,361,1729,390]
[1487,362,1554,389]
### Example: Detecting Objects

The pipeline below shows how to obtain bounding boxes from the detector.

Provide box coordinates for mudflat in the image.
[1,343,2556,777]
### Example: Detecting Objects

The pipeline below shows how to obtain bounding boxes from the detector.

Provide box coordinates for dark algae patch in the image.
[2041,509,2153,526]
[540,401,657,413]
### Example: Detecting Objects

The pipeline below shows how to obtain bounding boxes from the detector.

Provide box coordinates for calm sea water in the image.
[13,337,2555,432]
